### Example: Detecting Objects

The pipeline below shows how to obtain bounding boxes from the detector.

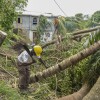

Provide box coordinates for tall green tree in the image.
[0,0,28,31]
[65,17,78,32]
[86,11,100,28]
[36,15,53,42]
[92,11,100,22]
[74,13,89,29]
[92,10,100,27]
[37,15,48,36]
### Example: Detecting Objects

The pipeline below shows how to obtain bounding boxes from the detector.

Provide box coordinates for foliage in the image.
[75,13,84,21]
[65,13,91,32]
[65,17,78,32]
[83,50,100,86]
[74,13,89,29]
[0,81,25,100]
[84,30,100,47]
[92,11,100,24]
[86,10,100,28]
[36,15,53,42]
[57,16,67,35]
[43,39,88,96]
[0,0,28,31]
[37,15,53,35]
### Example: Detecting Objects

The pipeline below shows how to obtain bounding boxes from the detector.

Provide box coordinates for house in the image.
[13,13,58,43]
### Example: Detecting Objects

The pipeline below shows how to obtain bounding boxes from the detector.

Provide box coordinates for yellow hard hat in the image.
[33,45,42,57]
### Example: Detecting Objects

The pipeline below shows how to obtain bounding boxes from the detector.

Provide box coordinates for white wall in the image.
[29,31,33,41]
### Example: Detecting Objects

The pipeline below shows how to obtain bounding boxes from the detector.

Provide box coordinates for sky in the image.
[24,0,100,16]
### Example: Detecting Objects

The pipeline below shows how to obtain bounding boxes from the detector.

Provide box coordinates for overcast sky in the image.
[24,0,100,16]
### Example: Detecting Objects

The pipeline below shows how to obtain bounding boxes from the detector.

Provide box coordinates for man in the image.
[17,44,47,90]
[54,18,61,47]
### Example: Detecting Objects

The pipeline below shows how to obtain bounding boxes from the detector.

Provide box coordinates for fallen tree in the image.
[42,34,87,48]
[29,40,100,83]
[83,76,100,100]
[42,26,100,48]
[57,77,100,100]
[57,83,90,100]
[73,26,100,35]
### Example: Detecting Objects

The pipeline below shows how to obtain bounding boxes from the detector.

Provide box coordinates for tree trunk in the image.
[83,77,100,100]
[0,30,7,46]
[29,41,100,84]
[73,26,100,35]
[57,83,90,100]
[42,34,88,48]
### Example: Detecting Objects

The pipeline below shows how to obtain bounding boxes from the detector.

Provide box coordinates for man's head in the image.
[33,45,43,57]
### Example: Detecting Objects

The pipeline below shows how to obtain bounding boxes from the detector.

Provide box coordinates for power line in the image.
[53,0,67,16]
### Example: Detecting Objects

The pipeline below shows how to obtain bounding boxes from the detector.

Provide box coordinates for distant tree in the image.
[91,10,100,27]
[65,17,78,32]
[75,13,84,21]
[74,13,90,29]
[92,11,100,22]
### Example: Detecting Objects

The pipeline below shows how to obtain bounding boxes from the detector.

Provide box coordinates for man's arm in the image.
[18,60,36,66]
[21,43,36,63]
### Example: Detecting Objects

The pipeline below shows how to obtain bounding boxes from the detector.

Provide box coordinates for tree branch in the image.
[73,26,100,35]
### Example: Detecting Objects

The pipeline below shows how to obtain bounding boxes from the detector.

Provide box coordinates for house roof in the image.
[21,11,59,18]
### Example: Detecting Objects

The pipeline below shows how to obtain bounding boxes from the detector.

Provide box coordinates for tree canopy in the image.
[0,0,28,31]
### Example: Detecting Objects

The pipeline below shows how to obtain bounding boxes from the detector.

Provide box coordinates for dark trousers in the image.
[17,61,30,90]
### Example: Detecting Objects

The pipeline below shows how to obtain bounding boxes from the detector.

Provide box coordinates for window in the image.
[46,32,50,37]
[18,18,20,23]
[33,17,37,24]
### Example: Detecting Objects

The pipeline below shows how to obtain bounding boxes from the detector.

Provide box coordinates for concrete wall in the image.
[14,14,56,42]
